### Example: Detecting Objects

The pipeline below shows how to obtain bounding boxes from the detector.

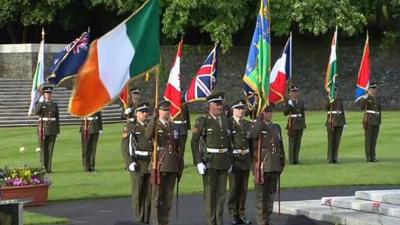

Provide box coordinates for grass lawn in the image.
[1,111,399,202]
[24,211,69,225]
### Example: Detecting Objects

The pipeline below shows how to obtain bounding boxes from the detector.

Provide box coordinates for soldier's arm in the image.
[283,100,291,116]
[98,112,103,131]
[341,100,347,125]
[55,103,60,134]
[185,107,191,130]
[190,117,205,166]
[145,116,157,140]
[326,98,331,111]
[247,120,262,138]
[121,132,134,167]
[35,101,43,116]
[360,98,367,110]
[278,125,286,168]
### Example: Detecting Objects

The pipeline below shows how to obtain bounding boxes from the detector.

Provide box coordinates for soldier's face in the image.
[368,88,377,96]
[233,107,245,118]
[263,111,273,121]
[209,102,223,117]
[136,111,148,122]
[159,108,170,120]
[291,91,299,99]
[131,93,140,103]
[44,92,52,100]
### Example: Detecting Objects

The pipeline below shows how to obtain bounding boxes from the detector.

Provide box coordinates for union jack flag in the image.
[184,44,218,102]
[66,34,89,54]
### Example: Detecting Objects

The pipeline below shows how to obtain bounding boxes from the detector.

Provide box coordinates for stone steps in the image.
[321,196,400,218]
[275,200,400,225]
[275,189,400,225]
[356,190,400,206]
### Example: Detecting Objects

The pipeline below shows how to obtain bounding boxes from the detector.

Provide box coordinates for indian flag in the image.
[69,0,160,116]
[28,37,45,117]
[325,28,338,103]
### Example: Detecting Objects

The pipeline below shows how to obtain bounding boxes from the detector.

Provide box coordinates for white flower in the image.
[35,147,41,152]
[19,147,25,153]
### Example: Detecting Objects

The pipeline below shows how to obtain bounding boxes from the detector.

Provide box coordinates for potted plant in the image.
[0,166,51,206]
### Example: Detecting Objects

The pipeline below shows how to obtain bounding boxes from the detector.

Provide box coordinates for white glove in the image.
[124,108,132,115]
[344,124,347,128]
[128,162,137,171]
[197,163,207,175]
[39,95,44,103]
[99,130,103,134]
[228,165,233,173]
[288,99,294,106]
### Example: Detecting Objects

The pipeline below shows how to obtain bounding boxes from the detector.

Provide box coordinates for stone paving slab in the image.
[321,196,400,218]
[356,190,400,205]
[274,200,400,225]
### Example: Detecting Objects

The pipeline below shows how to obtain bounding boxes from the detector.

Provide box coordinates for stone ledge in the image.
[356,190,400,205]
[0,43,65,53]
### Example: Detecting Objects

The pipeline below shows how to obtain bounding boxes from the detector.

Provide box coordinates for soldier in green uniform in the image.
[124,103,153,224]
[191,92,233,225]
[173,102,191,158]
[227,100,252,225]
[283,86,306,164]
[326,85,346,164]
[35,84,60,173]
[146,101,184,225]
[121,87,141,168]
[80,111,103,172]
[360,83,381,162]
[248,106,285,225]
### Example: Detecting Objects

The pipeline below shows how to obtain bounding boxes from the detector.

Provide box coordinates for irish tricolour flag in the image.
[325,28,338,103]
[28,37,45,117]
[69,0,160,116]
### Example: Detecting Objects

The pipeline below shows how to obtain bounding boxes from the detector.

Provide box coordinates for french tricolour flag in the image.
[269,36,292,104]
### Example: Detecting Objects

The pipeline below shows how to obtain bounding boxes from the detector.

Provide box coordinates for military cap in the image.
[157,100,171,111]
[42,84,54,93]
[290,85,299,92]
[231,100,246,109]
[207,92,225,103]
[369,82,377,89]
[135,102,150,113]
[130,87,140,94]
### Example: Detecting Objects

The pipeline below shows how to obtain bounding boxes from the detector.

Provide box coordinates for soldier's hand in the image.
[228,165,233,173]
[39,95,45,103]
[128,162,137,172]
[99,130,103,134]
[124,108,132,115]
[288,99,294,106]
[196,163,207,175]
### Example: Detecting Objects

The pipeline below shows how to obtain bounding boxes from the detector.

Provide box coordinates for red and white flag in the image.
[163,40,184,119]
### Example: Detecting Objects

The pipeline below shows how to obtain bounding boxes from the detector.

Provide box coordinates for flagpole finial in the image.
[41,28,45,40]
[88,26,91,33]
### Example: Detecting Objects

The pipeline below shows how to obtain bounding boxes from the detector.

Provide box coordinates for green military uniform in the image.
[360,85,381,162]
[283,86,306,164]
[227,100,252,225]
[191,93,233,225]
[146,101,184,225]
[173,104,191,158]
[80,112,103,172]
[124,103,153,223]
[248,108,285,225]
[35,84,60,173]
[326,97,346,163]
[121,88,141,168]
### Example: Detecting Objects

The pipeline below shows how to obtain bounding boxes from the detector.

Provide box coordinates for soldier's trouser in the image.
[227,169,250,218]
[151,172,177,225]
[288,130,303,164]
[327,126,343,162]
[40,135,57,173]
[202,169,228,225]
[364,125,380,161]
[81,133,99,170]
[255,172,279,225]
[131,170,152,223]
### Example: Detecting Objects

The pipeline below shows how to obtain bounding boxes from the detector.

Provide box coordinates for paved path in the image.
[28,185,399,225]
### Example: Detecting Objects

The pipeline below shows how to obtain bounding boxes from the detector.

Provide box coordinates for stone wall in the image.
[1,42,399,110]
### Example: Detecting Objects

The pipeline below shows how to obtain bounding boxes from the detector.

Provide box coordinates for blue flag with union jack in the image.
[184,45,218,102]
[47,32,90,86]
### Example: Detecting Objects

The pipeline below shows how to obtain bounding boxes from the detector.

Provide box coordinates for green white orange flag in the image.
[69,0,160,116]
[325,28,338,103]
[28,32,45,117]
